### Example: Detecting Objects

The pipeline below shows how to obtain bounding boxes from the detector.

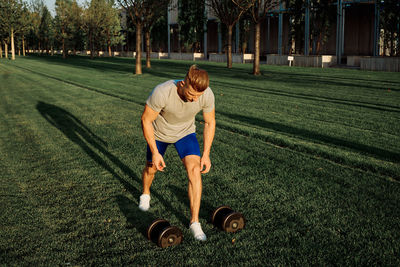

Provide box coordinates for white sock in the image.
[189,222,207,241]
[138,194,150,211]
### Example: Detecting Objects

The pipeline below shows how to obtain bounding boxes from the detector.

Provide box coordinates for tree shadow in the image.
[25,54,134,74]
[218,111,400,164]
[212,80,400,113]
[24,54,400,91]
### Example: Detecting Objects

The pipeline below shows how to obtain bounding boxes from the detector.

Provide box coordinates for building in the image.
[165,0,394,66]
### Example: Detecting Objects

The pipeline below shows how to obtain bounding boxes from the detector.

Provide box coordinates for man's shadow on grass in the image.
[36,101,191,237]
[36,101,141,196]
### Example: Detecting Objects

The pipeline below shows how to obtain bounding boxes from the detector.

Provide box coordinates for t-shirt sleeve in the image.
[202,88,215,113]
[146,85,167,113]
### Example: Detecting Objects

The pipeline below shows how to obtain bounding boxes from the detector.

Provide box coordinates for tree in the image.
[28,0,44,53]
[103,0,124,57]
[149,10,168,53]
[285,0,303,54]
[284,0,335,56]
[207,0,252,68]
[380,0,400,56]
[117,0,146,74]
[39,6,54,54]
[117,0,170,74]
[178,0,206,53]
[55,0,73,59]
[309,0,335,55]
[19,4,32,56]
[0,31,6,59]
[245,0,279,75]
[0,0,24,60]
[85,0,103,58]
[143,0,170,68]
[239,13,252,54]
[85,0,123,59]
[69,0,85,55]
[0,0,9,58]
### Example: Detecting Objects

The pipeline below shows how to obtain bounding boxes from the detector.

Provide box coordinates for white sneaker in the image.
[189,222,207,241]
[138,194,150,211]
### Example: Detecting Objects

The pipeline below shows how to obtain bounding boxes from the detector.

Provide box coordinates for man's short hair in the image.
[185,65,209,92]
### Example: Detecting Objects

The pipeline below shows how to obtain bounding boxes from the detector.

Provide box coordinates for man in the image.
[139,65,216,241]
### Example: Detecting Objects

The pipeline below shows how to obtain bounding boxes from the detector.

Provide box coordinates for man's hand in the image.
[200,155,211,174]
[152,152,166,171]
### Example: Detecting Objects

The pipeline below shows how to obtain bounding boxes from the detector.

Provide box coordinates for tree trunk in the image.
[5,41,8,59]
[135,23,142,74]
[11,28,15,60]
[253,21,261,75]
[145,29,151,68]
[62,28,66,59]
[0,41,3,58]
[227,25,233,69]
[108,31,112,56]
[63,37,66,59]
[90,31,94,59]
[22,36,26,56]
[316,32,322,55]
[390,31,394,56]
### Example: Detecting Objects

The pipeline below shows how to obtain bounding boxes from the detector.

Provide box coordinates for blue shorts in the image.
[146,133,201,162]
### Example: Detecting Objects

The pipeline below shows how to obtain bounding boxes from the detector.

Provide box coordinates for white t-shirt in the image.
[146,80,215,143]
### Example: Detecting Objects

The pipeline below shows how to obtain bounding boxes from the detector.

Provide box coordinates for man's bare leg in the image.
[183,155,206,241]
[139,162,157,211]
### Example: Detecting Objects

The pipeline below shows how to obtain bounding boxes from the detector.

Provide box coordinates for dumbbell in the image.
[147,219,183,248]
[210,205,245,233]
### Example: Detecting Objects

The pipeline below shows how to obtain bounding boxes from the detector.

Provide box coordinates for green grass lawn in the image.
[1,55,399,265]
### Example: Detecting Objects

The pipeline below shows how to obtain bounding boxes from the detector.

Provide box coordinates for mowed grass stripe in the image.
[216,119,400,180]
[215,79,400,113]
[3,57,396,168]
[208,125,400,265]
[217,109,400,161]
[215,82,400,136]
[1,56,400,265]
[1,61,151,264]
[15,56,163,101]
[11,57,400,154]
[18,55,400,107]
[10,63,146,106]
[210,65,400,104]
[5,57,400,177]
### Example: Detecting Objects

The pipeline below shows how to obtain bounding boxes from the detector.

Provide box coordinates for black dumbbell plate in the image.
[158,226,183,248]
[211,205,232,226]
[223,212,245,233]
[147,219,170,243]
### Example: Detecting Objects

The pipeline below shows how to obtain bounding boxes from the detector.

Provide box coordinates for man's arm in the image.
[201,108,216,174]
[141,104,165,171]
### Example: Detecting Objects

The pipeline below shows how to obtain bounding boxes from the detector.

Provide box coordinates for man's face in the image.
[182,82,204,102]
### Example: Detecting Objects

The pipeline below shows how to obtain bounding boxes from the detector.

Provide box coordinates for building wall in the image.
[318,25,337,55]
[258,15,290,55]
[165,2,376,56]
[207,21,219,53]
[344,4,374,56]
